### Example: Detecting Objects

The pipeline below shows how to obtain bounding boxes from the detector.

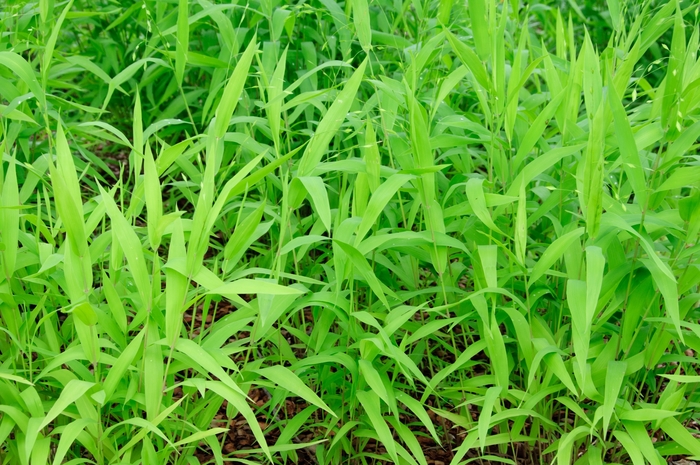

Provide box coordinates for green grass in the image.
[1,0,700,464]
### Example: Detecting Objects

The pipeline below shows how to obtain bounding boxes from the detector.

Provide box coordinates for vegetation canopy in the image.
[1,0,700,463]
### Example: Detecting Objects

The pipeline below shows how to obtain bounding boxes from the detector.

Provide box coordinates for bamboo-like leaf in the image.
[514,181,527,265]
[255,365,336,416]
[608,82,647,207]
[658,416,700,457]
[607,0,621,31]
[175,0,189,87]
[529,228,585,286]
[40,380,94,430]
[583,102,605,238]
[335,240,393,310]
[466,178,506,236]
[144,342,163,421]
[351,0,372,52]
[354,173,415,245]
[0,158,19,281]
[175,339,247,397]
[213,37,258,140]
[208,279,305,297]
[512,90,567,170]
[296,177,332,232]
[661,3,685,136]
[205,381,271,461]
[42,0,74,87]
[99,185,151,309]
[624,421,665,465]
[602,361,626,435]
[478,386,501,451]
[446,31,492,92]
[356,390,399,463]
[51,418,93,465]
[0,52,46,108]
[103,328,145,401]
[297,58,367,177]
[468,0,490,60]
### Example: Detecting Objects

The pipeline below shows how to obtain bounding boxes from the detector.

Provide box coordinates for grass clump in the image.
[1,0,700,464]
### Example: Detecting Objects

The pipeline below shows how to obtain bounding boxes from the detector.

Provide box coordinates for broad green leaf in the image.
[213,37,258,140]
[103,328,145,401]
[0,371,32,386]
[335,240,393,310]
[664,120,700,166]
[608,81,647,207]
[0,52,45,108]
[223,201,267,267]
[425,340,487,398]
[207,279,305,296]
[173,428,229,448]
[356,390,399,463]
[478,386,501,451]
[655,166,700,192]
[582,101,605,238]
[479,245,498,289]
[175,339,247,398]
[660,374,700,383]
[514,181,527,265]
[395,391,441,444]
[607,0,621,30]
[0,158,19,281]
[466,178,505,236]
[52,419,94,465]
[354,173,415,245]
[280,235,329,255]
[446,31,491,92]
[359,360,392,412]
[101,58,167,110]
[529,228,585,286]
[582,32,603,118]
[613,430,645,465]
[618,409,682,422]
[659,417,700,457]
[143,143,163,251]
[641,257,682,344]
[468,0,489,60]
[512,90,567,170]
[99,185,151,309]
[585,246,605,325]
[144,342,164,421]
[388,417,429,465]
[73,302,97,327]
[165,219,188,346]
[255,365,336,417]
[602,361,626,434]
[437,0,452,24]
[42,0,74,87]
[661,4,685,135]
[567,279,588,386]
[175,0,189,86]
[267,46,288,148]
[40,380,94,430]
[624,421,665,465]
[297,58,368,177]
[504,144,585,199]
[352,0,371,52]
[205,381,271,460]
[296,177,332,232]
[600,215,682,344]
[556,425,591,465]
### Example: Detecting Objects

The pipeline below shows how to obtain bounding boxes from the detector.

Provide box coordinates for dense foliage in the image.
[1,0,700,463]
